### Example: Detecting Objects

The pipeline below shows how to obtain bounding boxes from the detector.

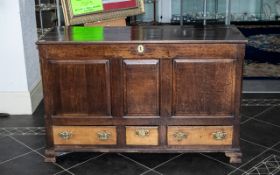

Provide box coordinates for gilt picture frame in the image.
[61,0,144,26]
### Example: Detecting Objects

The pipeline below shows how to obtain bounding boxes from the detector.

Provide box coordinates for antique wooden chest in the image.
[37,25,247,163]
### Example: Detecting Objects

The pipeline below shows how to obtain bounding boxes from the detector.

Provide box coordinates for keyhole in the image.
[137,45,144,53]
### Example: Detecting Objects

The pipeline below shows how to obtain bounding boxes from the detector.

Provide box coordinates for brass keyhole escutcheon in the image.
[137,44,145,53]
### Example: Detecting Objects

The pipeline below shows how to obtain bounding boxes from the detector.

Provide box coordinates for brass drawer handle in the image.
[97,131,111,141]
[58,131,73,140]
[212,131,227,140]
[173,131,188,142]
[135,128,150,137]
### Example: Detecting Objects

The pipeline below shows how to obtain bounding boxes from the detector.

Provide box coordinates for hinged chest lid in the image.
[37,25,247,44]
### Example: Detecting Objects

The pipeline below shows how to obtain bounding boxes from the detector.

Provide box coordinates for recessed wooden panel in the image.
[173,59,236,116]
[168,126,233,145]
[53,126,116,145]
[123,60,159,116]
[126,126,159,145]
[51,60,111,116]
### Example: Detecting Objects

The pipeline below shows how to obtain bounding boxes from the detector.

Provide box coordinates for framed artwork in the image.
[70,0,104,16]
[61,0,144,26]
[103,0,138,11]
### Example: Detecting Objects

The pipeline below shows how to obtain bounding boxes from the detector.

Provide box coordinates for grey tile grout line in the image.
[241,137,280,155]
[241,113,254,119]
[25,128,37,135]
[241,105,276,124]
[227,151,268,175]
[200,153,245,173]
[53,153,107,175]
[118,153,163,175]
[8,136,75,175]
[240,121,280,153]
[225,134,280,173]
[2,128,13,134]
[250,117,280,128]
[244,154,280,175]
[0,135,9,140]
[0,127,45,136]
[241,105,275,124]
[227,140,280,175]
[241,155,280,175]
[238,140,280,169]
[241,107,280,129]
[0,147,45,166]
[140,153,184,175]
[240,138,270,150]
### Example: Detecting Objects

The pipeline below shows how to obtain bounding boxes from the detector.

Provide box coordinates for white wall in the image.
[0,0,28,92]
[0,0,42,115]
[19,0,41,91]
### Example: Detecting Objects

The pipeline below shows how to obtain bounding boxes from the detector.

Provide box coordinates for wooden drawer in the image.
[126,126,159,145]
[168,126,233,146]
[53,126,117,145]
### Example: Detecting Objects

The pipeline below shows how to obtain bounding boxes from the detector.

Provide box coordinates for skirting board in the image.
[0,80,43,115]
[30,80,43,113]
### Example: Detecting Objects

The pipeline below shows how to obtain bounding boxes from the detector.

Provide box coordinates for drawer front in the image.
[42,44,237,60]
[53,126,117,145]
[105,44,170,59]
[168,126,233,146]
[126,126,159,145]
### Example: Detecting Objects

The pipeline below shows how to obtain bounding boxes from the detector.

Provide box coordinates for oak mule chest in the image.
[37,25,247,163]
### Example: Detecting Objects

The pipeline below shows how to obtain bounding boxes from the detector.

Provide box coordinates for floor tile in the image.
[0,127,45,136]
[242,93,280,99]
[0,136,31,163]
[271,142,280,153]
[0,102,44,127]
[237,149,280,173]
[241,119,280,147]
[12,135,46,149]
[240,106,270,118]
[142,170,162,175]
[0,116,44,127]
[255,106,280,126]
[155,153,236,175]
[240,114,250,123]
[227,169,251,175]
[55,171,73,175]
[36,147,47,155]
[56,152,102,169]
[69,153,149,175]
[0,152,64,175]
[205,140,266,168]
[121,153,179,169]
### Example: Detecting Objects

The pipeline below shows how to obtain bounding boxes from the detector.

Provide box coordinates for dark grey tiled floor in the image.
[0,94,279,175]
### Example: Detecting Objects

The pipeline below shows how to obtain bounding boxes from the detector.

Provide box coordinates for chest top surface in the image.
[37,25,247,45]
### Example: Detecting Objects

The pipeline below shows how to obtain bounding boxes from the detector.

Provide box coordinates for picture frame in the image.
[61,0,145,26]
